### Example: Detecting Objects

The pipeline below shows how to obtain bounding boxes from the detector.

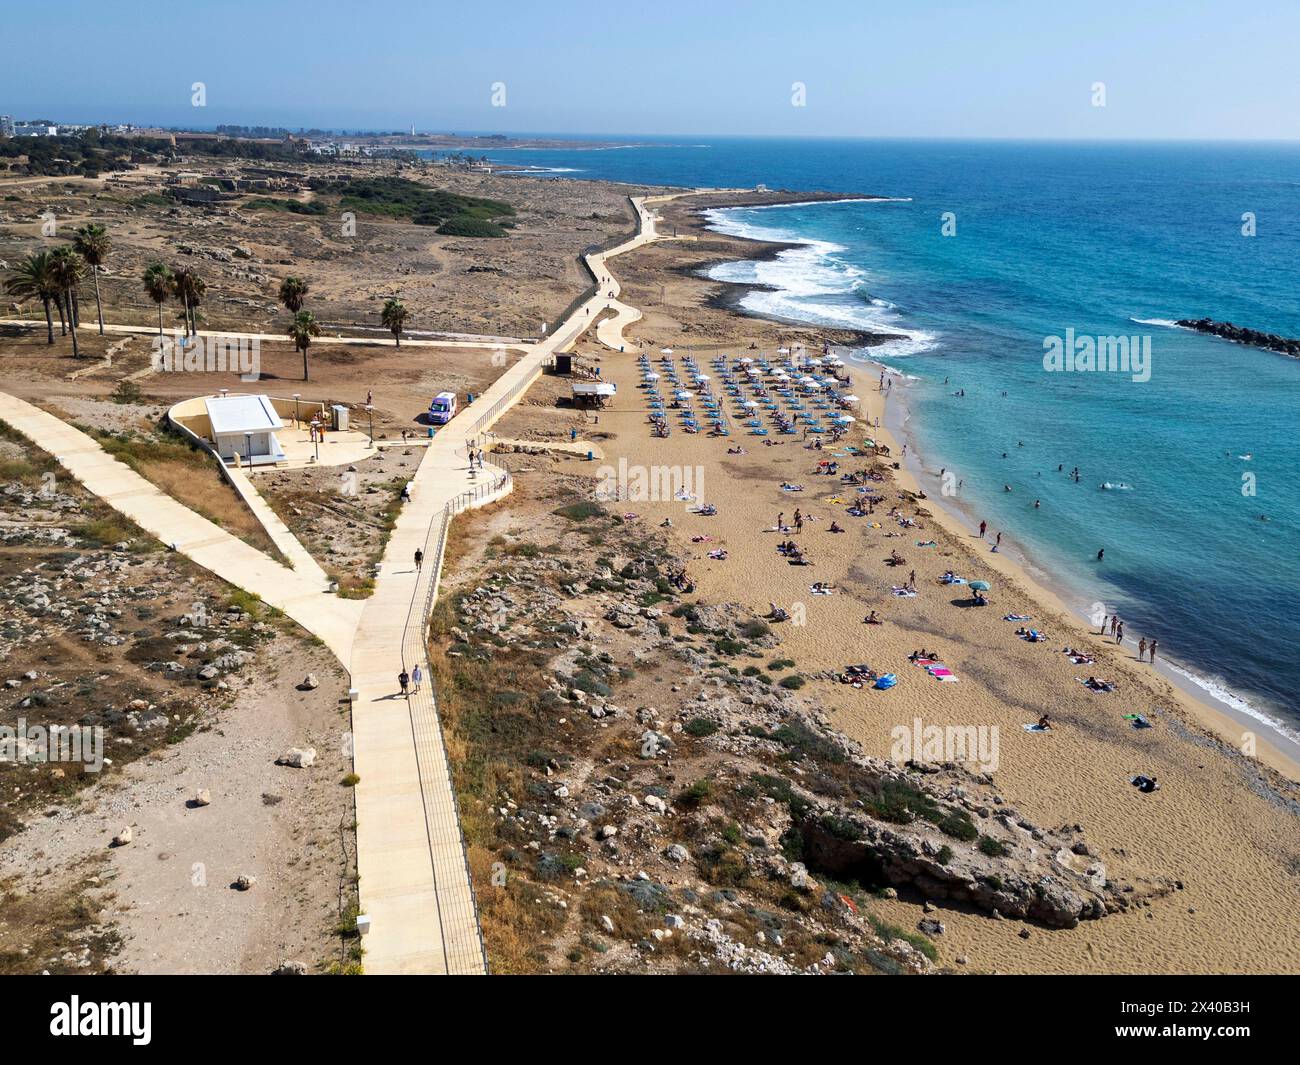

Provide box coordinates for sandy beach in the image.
[491,189,1300,974]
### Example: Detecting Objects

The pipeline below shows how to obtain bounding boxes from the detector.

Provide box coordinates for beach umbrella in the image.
[805,381,823,390]
[743,399,759,408]
[834,414,856,423]
[660,347,674,354]
[675,390,691,399]
[694,373,711,381]
[645,372,660,380]
[969,580,990,592]
[739,356,754,364]
[842,394,859,403]
[777,347,790,354]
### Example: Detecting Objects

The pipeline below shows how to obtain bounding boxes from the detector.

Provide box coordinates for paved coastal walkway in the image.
[0,190,681,974]
[0,393,362,661]
[349,194,670,973]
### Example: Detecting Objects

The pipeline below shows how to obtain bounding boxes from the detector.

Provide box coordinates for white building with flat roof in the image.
[203,394,286,466]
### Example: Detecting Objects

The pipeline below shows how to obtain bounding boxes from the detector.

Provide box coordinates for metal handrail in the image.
[397,463,511,973]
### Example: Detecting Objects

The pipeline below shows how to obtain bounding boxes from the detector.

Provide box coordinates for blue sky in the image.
[2,0,1298,139]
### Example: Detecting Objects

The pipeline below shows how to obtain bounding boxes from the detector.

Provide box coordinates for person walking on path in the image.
[414,548,423,571]
[411,663,423,694]
[398,670,410,698]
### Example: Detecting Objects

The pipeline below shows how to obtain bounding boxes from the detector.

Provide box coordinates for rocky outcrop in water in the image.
[1176,318,1300,359]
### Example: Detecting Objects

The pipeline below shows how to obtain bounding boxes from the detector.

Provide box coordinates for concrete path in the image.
[0,392,362,662]
[347,194,675,974]
[0,318,529,352]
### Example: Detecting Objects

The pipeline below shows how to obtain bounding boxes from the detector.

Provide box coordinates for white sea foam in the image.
[1163,661,1300,747]
[703,205,936,359]
[1131,317,1184,330]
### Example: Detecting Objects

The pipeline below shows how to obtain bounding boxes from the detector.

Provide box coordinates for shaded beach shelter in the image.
[804,380,823,391]
[660,347,674,354]
[694,373,711,381]
[833,414,855,423]
[842,394,859,403]
[743,399,759,408]
[674,389,692,399]
[739,356,754,363]
[645,372,660,380]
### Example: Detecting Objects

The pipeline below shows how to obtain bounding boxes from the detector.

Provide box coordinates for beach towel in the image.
[1004,614,1032,621]
[1125,714,1153,729]
[1023,723,1050,732]
[810,585,834,595]
[874,674,897,689]
[891,587,918,597]
[926,665,959,682]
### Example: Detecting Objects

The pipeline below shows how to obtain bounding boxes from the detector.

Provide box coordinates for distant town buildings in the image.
[12,121,60,137]
[0,115,14,138]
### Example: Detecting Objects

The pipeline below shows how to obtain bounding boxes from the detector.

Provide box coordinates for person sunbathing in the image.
[828,521,844,533]
[863,611,882,624]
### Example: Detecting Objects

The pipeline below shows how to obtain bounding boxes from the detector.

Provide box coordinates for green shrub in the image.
[683,718,719,738]
[778,675,805,690]
[978,835,1008,857]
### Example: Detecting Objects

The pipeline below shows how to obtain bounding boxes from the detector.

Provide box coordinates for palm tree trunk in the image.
[42,297,54,345]
[302,345,310,382]
[71,290,80,329]
[55,295,66,335]
[182,294,191,337]
[67,289,80,357]
[92,265,104,335]
[394,331,401,349]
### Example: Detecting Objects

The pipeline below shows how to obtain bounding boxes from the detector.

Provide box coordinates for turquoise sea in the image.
[471,138,1300,740]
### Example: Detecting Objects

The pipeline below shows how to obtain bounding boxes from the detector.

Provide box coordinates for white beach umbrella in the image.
[743,400,759,408]
[842,394,859,403]
[834,414,856,423]
[675,390,691,399]
[661,347,674,354]
[739,357,754,364]
[694,373,711,381]
[805,381,823,390]
[645,372,660,380]
[777,347,790,354]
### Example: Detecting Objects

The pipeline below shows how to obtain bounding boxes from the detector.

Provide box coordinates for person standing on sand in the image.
[1099,614,1109,635]
[777,512,784,531]
[993,532,1001,552]
[1110,615,1119,636]
[979,520,987,538]
[1150,639,1158,663]
[1138,637,1147,661]
[1116,621,1124,644]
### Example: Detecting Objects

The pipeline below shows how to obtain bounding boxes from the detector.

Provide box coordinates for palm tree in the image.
[142,263,173,336]
[288,309,321,381]
[278,276,308,316]
[48,247,86,357]
[72,223,112,335]
[4,251,60,344]
[381,297,408,348]
[171,267,206,336]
